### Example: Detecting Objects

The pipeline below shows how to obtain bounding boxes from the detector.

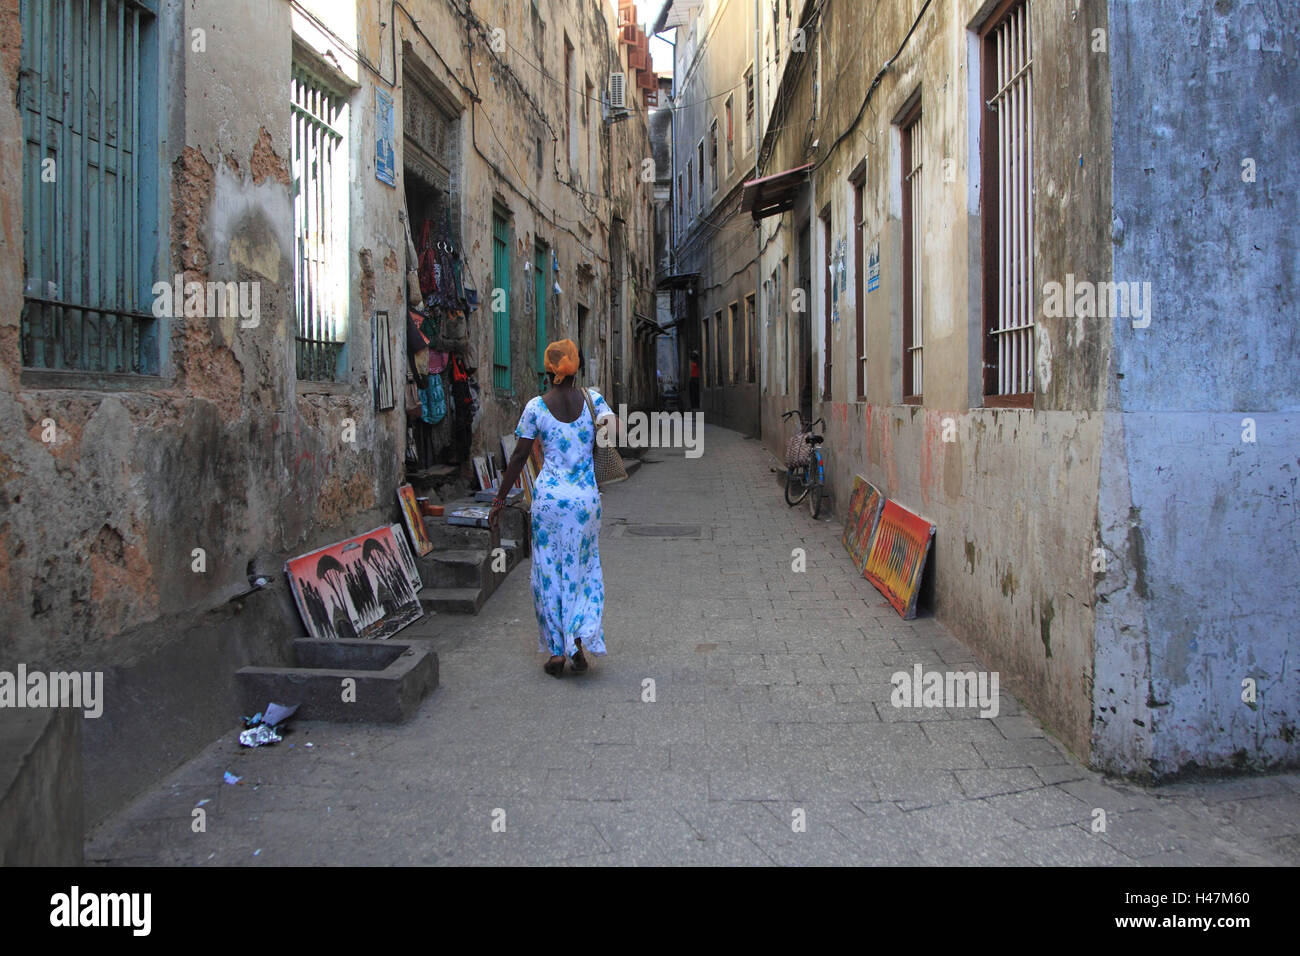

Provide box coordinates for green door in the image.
[534,245,547,387]
[492,214,510,390]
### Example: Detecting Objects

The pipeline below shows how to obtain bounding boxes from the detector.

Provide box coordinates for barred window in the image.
[901,102,923,402]
[20,0,158,374]
[980,0,1034,401]
[744,66,754,151]
[292,66,349,382]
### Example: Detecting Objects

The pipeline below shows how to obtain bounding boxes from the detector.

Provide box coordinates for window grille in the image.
[20,0,155,374]
[985,1,1034,397]
[292,67,349,382]
[903,109,923,399]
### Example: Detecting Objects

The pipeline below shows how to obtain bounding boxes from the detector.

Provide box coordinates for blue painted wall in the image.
[1095,0,1300,776]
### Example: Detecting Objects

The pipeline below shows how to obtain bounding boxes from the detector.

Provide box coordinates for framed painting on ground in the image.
[286,526,424,640]
[397,483,434,557]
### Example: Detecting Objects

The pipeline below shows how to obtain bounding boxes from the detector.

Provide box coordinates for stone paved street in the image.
[87,426,1300,866]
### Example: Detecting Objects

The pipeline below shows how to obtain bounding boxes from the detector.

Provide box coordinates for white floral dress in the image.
[514,389,613,658]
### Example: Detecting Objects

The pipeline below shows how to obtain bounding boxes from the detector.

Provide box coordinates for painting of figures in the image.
[286,526,424,640]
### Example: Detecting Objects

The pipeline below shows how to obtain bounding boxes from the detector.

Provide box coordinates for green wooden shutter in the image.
[534,245,547,378]
[492,214,511,391]
[19,0,153,373]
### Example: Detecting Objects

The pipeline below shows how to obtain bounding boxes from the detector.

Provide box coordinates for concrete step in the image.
[419,586,486,615]
[422,499,529,551]
[420,548,492,590]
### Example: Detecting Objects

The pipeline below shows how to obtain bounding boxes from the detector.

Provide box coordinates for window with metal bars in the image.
[292,65,349,382]
[681,171,691,234]
[709,120,718,194]
[850,162,866,400]
[717,314,728,390]
[745,292,756,383]
[19,0,157,375]
[744,67,755,152]
[901,101,923,403]
[725,96,734,174]
[729,301,740,384]
[980,0,1034,403]
[697,139,705,202]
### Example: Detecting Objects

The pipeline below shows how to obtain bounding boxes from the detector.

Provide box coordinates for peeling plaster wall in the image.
[0,0,399,822]
[0,0,654,822]
[1094,0,1300,777]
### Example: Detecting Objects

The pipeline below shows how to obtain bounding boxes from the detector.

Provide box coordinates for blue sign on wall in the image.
[375,88,396,187]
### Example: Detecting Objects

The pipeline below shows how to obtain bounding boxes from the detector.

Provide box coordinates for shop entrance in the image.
[402,56,469,483]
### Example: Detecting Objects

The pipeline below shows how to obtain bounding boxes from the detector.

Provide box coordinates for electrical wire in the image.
[808,0,933,175]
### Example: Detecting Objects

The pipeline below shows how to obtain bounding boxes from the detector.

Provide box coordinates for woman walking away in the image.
[490,340,619,677]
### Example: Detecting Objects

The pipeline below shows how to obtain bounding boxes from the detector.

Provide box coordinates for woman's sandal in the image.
[570,641,589,674]
[543,654,566,677]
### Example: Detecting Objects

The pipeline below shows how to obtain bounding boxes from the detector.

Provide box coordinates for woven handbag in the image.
[582,388,628,489]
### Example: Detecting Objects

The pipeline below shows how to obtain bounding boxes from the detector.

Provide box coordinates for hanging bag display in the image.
[417,221,439,301]
[581,388,628,489]
[405,378,423,421]
[435,308,469,353]
[422,371,447,425]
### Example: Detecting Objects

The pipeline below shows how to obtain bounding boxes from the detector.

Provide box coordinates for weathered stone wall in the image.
[0,0,655,824]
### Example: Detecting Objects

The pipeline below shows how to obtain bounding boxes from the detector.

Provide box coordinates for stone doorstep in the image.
[421,548,493,590]
[419,586,486,615]
[235,638,439,724]
[416,538,523,615]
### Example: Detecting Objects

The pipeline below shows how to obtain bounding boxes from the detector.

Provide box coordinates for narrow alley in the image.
[85,426,1300,867]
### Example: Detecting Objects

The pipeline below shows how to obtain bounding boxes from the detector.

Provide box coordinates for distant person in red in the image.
[689,350,701,410]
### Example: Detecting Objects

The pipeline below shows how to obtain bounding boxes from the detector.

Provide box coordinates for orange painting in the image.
[841,475,885,573]
[397,484,434,557]
[862,499,936,620]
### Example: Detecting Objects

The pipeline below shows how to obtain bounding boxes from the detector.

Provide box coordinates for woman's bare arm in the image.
[489,436,535,527]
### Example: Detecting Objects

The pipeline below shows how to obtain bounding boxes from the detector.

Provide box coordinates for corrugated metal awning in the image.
[740,163,814,221]
[652,0,702,35]
[655,272,699,291]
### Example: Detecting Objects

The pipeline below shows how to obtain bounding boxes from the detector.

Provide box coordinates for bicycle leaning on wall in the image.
[782,409,827,519]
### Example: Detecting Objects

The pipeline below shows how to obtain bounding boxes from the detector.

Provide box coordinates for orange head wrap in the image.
[544,339,580,379]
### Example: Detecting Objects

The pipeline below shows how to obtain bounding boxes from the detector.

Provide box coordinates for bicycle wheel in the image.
[808,451,825,518]
[784,466,809,506]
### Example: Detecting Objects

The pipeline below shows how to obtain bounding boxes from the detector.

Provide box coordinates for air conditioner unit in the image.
[609,72,626,110]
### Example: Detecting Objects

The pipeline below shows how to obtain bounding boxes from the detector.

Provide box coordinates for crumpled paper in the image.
[237,701,300,747]
[239,724,283,748]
